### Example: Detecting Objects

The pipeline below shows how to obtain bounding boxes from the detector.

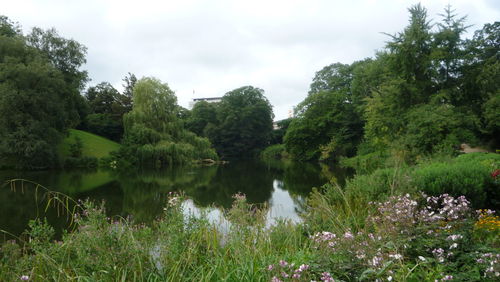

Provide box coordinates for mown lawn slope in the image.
[59,129,120,159]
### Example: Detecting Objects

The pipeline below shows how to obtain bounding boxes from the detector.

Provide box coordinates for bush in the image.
[412,153,500,209]
[343,167,412,202]
[340,150,390,175]
[62,156,98,168]
[261,144,287,161]
[83,113,123,142]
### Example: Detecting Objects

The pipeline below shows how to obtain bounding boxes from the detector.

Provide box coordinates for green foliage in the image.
[386,3,433,101]
[0,16,88,169]
[62,156,98,169]
[402,103,479,156]
[285,89,363,161]
[185,100,218,137]
[0,35,65,169]
[69,136,83,158]
[83,113,123,142]
[0,16,21,37]
[340,150,390,175]
[121,77,217,168]
[209,86,274,159]
[85,82,121,114]
[26,27,89,128]
[261,144,287,161]
[81,81,135,141]
[121,72,136,112]
[26,218,55,251]
[412,153,500,208]
[285,60,379,162]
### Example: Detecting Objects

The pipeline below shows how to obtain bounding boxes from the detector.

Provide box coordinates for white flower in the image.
[418,256,426,261]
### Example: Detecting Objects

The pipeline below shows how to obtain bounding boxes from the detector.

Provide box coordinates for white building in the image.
[188,97,222,109]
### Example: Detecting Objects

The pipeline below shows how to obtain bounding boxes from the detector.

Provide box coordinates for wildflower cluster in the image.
[309,193,480,279]
[166,191,181,207]
[311,229,401,278]
[475,209,500,232]
[419,194,471,223]
[476,253,500,278]
[369,194,418,235]
[267,260,311,281]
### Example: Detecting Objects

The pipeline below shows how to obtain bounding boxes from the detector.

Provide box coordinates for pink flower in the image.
[271,276,282,282]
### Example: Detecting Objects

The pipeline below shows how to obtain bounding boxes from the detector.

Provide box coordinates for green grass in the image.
[59,129,120,159]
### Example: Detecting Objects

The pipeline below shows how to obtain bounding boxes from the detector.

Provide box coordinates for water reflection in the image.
[0,160,351,241]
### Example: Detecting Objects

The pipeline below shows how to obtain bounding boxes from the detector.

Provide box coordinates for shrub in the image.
[340,150,390,175]
[62,156,98,168]
[412,153,500,209]
[261,144,287,161]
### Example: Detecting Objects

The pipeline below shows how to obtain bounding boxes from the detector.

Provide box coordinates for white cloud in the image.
[2,0,498,120]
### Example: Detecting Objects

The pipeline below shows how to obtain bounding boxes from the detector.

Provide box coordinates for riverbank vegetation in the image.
[1,152,499,280]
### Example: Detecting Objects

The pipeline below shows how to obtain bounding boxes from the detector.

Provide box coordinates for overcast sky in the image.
[3,0,499,120]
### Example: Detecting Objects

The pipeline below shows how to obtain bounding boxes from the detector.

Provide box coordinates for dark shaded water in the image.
[0,160,351,241]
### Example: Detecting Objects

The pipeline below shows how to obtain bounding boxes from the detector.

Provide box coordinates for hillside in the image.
[59,129,120,159]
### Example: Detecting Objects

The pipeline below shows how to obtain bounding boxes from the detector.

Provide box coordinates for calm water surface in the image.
[0,160,351,241]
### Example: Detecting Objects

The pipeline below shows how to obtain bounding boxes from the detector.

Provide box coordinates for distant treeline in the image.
[1,4,498,169]
[0,16,275,169]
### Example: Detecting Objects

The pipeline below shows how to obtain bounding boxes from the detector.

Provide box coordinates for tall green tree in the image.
[85,82,120,114]
[0,17,84,168]
[186,101,218,137]
[210,86,274,159]
[121,72,137,112]
[82,82,125,141]
[385,3,434,106]
[26,27,89,128]
[432,5,469,92]
[462,22,500,147]
[285,62,366,161]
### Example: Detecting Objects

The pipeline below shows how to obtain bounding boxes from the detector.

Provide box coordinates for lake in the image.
[0,160,351,241]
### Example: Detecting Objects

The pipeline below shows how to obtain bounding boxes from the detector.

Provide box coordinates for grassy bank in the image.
[1,154,499,281]
[59,129,120,159]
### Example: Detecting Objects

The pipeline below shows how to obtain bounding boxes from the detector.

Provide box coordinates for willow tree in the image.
[122,77,217,168]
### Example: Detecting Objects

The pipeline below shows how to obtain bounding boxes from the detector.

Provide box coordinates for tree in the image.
[26,27,89,128]
[121,72,137,112]
[308,63,353,95]
[0,16,21,37]
[0,27,66,168]
[83,81,135,141]
[285,89,363,161]
[85,82,120,114]
[284,61,367,161]
[385,3,434,106]
[121,77,217,167]
[431,5,469,91]
[469,22,500,147]
[186,101,218,137]
[210,86,274,159]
